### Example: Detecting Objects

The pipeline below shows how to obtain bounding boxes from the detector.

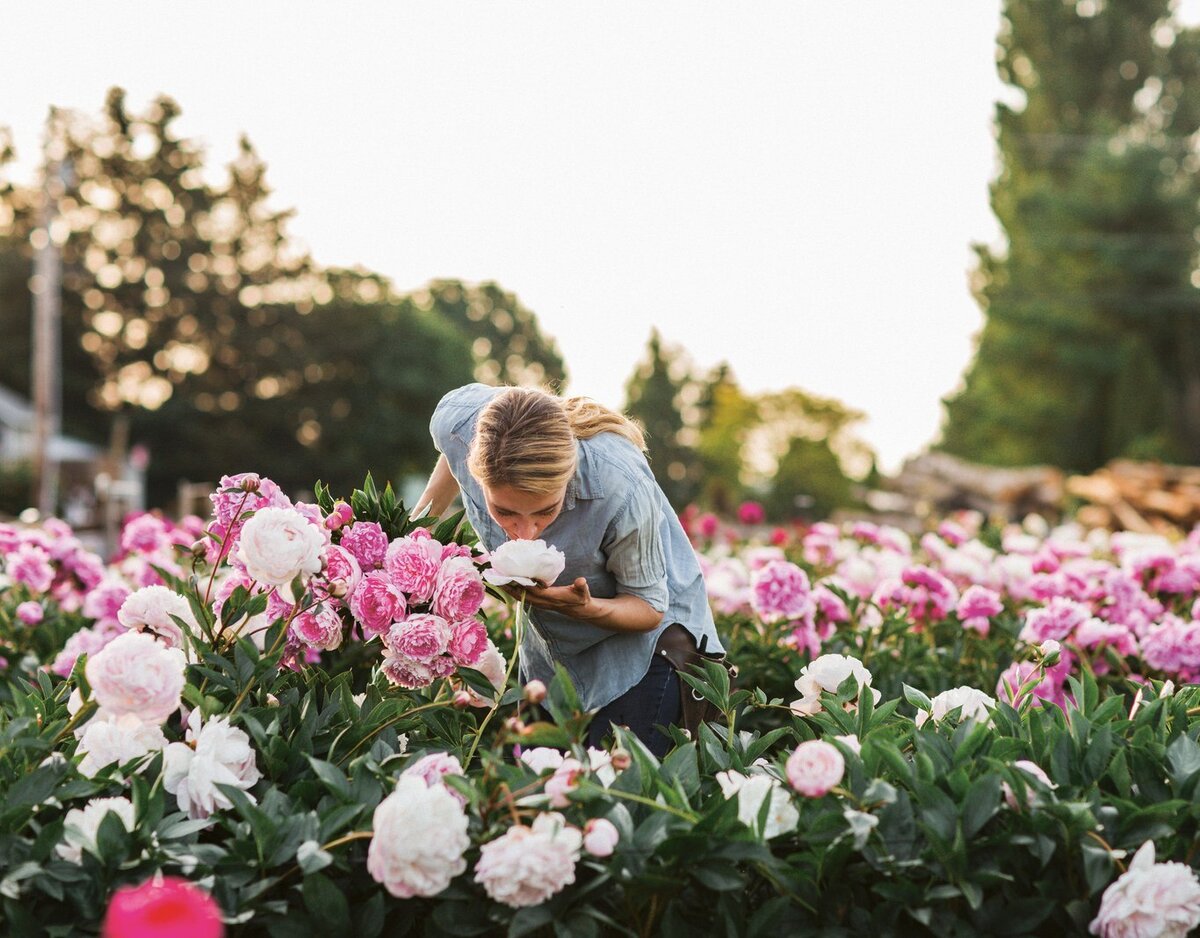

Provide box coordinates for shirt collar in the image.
[563,441,603,511]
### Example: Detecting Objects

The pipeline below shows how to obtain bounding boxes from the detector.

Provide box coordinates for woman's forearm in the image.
[414,454,460,519]
[581,594,664,633]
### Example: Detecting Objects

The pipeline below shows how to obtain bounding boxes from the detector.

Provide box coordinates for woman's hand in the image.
[504,577,596,618]
[502,578,663,633]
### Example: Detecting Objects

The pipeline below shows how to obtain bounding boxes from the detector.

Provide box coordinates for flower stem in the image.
[463,598,524,770]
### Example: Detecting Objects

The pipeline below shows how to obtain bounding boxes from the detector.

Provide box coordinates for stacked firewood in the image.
[1066,460,1200,534]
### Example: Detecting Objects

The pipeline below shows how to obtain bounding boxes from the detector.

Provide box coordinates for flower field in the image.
[1,476,1199,937]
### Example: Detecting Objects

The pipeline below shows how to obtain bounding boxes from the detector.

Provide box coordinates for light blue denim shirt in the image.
[430,383,724,711]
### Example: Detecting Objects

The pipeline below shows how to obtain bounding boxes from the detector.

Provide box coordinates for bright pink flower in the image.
[385,613,451,664]
[119,513,172,557]
[338,521,389,570]
[349,571,406,638]
[786,740,845,797]
[385,535,444,603]
[448,618,488,667]
[101,876,224,938]
[1140,615,1200,680]
[431,556,485,621]
[696,513,719,539]
[737,501,766,525]
[751,561,813,624]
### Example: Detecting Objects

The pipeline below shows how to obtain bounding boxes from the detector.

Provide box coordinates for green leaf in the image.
[961,774,1001,839]
[1166,732,1200,788]
[306,756,352,799]
[509,906,555,937]
[302,873,351,933]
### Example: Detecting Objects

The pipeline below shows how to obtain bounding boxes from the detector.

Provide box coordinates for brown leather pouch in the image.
[653,623,737,737]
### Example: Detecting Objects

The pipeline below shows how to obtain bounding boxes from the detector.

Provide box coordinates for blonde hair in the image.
[467,387,646,495]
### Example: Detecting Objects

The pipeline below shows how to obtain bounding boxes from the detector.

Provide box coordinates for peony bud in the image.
[609,749,632,771]
[324,502,354,531]
[453,690,473,708]
[583,818,620,857]
[1039,639,1061,666]
[523,680,547,704]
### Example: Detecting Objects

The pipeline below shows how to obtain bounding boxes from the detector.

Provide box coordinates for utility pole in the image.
[31,108,65,519]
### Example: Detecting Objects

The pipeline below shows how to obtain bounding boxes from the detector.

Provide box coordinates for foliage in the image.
[941,0,1200,469]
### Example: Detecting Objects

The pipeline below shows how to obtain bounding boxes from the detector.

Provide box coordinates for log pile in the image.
[1066,460,1200,534]
[879,452,1065,523]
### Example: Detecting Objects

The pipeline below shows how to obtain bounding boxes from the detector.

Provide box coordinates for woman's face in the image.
[482,484,566,541]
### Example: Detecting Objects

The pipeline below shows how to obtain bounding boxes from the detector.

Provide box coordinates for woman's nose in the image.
[510,518,537,540]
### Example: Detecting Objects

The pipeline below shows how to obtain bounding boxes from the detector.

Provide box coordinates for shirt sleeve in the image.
[430,383,493,456]
[603,476,669,613]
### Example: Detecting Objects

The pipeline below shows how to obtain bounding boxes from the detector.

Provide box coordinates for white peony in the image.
[55,796,136,863]
[914,685,997,728]
[163,710,262,819]
[368,775,469,897]
[117,585,198,649]
[1089,840,1200,938]
[715,770,799,840]
[475,812,583,908]
[790,653,881,716]
[236,507,325,589]
[75,710,168,777]
[483,539,566,587]
[84,631,186,724]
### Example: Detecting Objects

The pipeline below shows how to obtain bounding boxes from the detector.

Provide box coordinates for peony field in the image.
[1,472,1199,937]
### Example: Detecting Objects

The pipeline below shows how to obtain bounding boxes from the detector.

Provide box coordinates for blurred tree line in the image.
[622,329,873,521]
[0,89,565,506]
[941,0,1200,469]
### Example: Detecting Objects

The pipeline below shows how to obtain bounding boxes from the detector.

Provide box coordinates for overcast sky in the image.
[3,2,1019,472]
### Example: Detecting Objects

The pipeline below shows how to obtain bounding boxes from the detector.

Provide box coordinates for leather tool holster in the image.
[653,623,737,738]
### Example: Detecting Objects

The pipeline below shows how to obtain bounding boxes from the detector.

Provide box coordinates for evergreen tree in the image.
[941,0,1200,468]
[623,329,701,508]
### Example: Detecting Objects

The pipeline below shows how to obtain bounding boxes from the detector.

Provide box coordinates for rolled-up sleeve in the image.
[603,477,669,613]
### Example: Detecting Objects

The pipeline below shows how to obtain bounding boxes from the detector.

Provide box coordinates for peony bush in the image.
[0,482,1198,936]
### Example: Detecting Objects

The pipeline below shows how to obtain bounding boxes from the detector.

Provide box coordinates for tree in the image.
[694,364,758,515]
[623,329,702,508]
[0,91,563,506]
[940,0,1200,469]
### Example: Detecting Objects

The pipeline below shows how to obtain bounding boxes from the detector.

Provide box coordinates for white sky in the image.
[3,2,1018,472]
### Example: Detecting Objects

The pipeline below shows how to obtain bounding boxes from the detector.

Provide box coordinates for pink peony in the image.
[750,560,813,624]
[1002,759,1056,811]
[315,544,361,601]
[119,513,172,556]
[385,613,451,664]
[1140,616,1200,680]
[384,535,444,602]
[1019,597,1091,645]
[1089,840,1200,938]
[338,521,389,570]
[85,631,186,724]
[786,739,845,797]
[956,585,1003,636]
[83,578,132,624]
[461,640,506,707]
[7,543,54,594]
[737,501,766,525]
[474,813,583,908]
[101,876,224,938]
[16,601,43,625]
[996,658,1072,710]
[782,743,840,801]
[290,605,344,651]
[431,556,485,621]
[349,571,406,638]
[545,758,585,807]
[448,618,489,667]
[380,654,435,690]
[324,501,354,530]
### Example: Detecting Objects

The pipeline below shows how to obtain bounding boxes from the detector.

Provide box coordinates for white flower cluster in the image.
[368,775,470,898]
[474,812,583,908]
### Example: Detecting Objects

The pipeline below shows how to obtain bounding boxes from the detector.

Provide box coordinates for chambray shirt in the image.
[430,383,724,711]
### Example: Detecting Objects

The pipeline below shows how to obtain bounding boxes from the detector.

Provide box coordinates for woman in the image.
[415,383,725,757]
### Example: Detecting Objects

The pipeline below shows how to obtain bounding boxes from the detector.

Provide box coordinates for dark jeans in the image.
[587,652,681,759]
